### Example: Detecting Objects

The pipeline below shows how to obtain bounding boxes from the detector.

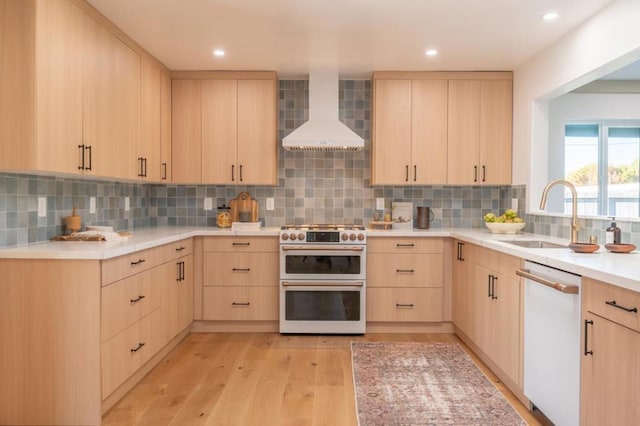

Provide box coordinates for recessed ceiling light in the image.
[213,49,225,57]
[425,49,438,57]
[542,12,559,21]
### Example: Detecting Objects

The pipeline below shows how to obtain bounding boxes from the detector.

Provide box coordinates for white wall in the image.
[512,0,640,211]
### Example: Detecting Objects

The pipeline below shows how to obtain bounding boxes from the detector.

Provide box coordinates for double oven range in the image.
[279,224,366,334]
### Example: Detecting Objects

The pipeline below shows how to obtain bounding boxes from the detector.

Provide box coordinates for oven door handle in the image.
[281,281,365,287]
[281,245,364,252]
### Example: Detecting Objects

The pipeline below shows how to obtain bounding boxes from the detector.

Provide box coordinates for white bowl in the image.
[485,222,526,234]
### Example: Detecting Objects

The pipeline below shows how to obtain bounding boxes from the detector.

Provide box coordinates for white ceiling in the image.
[87,0,614,78]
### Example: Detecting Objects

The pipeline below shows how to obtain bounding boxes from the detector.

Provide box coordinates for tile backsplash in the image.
[0,79,524,248]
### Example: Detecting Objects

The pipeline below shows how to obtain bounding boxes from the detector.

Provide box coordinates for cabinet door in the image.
[372,79,412,184]
[160,72,172,181]
[472,264,493,352]
[157,261,180,344]
[83,14,140,179]
[581,314,640,425]
[447,80,480,184]
[479,80,512,184]
[201,79,238,184]
[178,255,194,331]
[237,79,277,185]
[491,271,520,385]
[412,79,448,184]
[171,79,202,183]
[35,0,84,174]
[139,57,161,181]
[452,241,475,336]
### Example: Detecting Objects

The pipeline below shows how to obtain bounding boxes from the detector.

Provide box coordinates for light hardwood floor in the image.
[103,333,541,425]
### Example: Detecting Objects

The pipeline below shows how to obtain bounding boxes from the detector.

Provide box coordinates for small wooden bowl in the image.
[605,243,636,253]
[569,242,600,253]
[65,215,81,233]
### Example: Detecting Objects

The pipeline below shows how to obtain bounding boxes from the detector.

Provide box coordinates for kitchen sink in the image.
[501,240,567,249]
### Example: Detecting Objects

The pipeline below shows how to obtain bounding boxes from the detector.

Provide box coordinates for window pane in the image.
[607,127,640,217]
[564,125,598,215]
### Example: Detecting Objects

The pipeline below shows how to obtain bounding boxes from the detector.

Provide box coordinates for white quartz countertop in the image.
[1,225,639,293]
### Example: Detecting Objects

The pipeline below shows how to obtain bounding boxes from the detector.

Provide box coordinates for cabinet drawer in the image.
[367,238,443,254]
[102,246,160,285]
[203,252,278,286]
[367,253,443,287]
[157,238,193,264]
[203,236,278,253]
[101,270,160,342]
[367,287,443,322]
[584,278,640,332]
[101,309,160,398]
[202,286,278,321]
[475,247,521,278]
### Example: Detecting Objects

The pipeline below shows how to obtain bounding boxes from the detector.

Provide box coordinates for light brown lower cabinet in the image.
[202,287,279,321]
[0,238,194,426]
[581,278,640,425]
[367,288,443,322]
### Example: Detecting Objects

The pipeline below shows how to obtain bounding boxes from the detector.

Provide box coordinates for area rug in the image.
[351,342,526,426]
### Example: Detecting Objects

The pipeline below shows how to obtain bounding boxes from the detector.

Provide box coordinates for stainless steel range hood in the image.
[282,71,364,152]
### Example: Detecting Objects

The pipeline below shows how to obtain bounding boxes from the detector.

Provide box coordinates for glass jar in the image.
[216,205,231,228]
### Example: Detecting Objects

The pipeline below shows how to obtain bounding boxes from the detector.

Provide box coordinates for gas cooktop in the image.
[280,224,365,231]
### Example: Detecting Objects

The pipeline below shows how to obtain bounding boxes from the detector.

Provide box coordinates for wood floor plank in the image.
[103,332,541,426]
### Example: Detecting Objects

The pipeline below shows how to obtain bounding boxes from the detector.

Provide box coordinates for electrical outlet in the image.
[266,197,275,211]
[511,198,518,211]
[37,197,46,217]
[376,197,385,210]
[90,197,96,214]
[204,197,213,211]
[124,197,130,212]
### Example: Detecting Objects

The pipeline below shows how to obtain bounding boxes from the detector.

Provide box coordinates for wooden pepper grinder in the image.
[65,207,81,234]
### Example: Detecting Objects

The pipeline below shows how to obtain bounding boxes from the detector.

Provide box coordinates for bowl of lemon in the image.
[484,209,526,234]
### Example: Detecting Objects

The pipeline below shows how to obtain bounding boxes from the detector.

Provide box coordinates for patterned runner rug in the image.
[351,342,526,426]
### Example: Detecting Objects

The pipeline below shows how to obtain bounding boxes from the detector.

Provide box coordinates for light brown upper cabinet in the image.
[160,73,172,181]
[371,72,512,186]
[0,0,84,174]
[447,78,513,185]
[138,57,163,181]
[0,0,170,181]
[171,72,278,185]
[372,77,448,185]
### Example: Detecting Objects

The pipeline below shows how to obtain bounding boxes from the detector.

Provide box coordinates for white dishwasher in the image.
[517,261,582,426]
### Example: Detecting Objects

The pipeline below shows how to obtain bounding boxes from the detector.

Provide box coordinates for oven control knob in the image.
[341,233,349,241]
[281,233,289,241]
[349,233,357,241]
[298,233,305,241]
[357,233,365,241]
[290,233,297,240]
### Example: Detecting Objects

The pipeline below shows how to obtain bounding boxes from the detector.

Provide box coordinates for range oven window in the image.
[285,290,361,321]
[285,255,361,275]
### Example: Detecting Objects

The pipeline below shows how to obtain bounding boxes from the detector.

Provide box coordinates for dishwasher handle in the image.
[516,268,580,294]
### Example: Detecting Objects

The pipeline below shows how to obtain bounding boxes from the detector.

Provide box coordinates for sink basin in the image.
[501,240,567,249]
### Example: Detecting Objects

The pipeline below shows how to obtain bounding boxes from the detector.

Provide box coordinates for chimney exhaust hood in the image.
[282,71,364,152]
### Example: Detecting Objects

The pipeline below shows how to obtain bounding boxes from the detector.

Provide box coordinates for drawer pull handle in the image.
[232,302,250,306]
[130,259,146,266]
[232,268,251,272]
[232,242,251,246]
[605,300,638,313]
[396,303,414,308]
[130,342,146,353]
[175,246,186,252]
[396,243,415,248]
[130,295,145,304]
[396,269,414,273]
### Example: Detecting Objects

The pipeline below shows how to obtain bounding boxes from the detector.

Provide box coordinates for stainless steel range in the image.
[279,224,366,334]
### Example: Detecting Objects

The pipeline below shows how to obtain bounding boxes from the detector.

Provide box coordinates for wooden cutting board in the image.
[229,192,259,222]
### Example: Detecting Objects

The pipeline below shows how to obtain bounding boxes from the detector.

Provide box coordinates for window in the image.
[564,122,640,217]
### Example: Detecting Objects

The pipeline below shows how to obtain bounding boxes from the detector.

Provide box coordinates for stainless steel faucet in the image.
[540,179,580,244]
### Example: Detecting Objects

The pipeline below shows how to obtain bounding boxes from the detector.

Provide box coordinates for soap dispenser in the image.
[605,217,621,244]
